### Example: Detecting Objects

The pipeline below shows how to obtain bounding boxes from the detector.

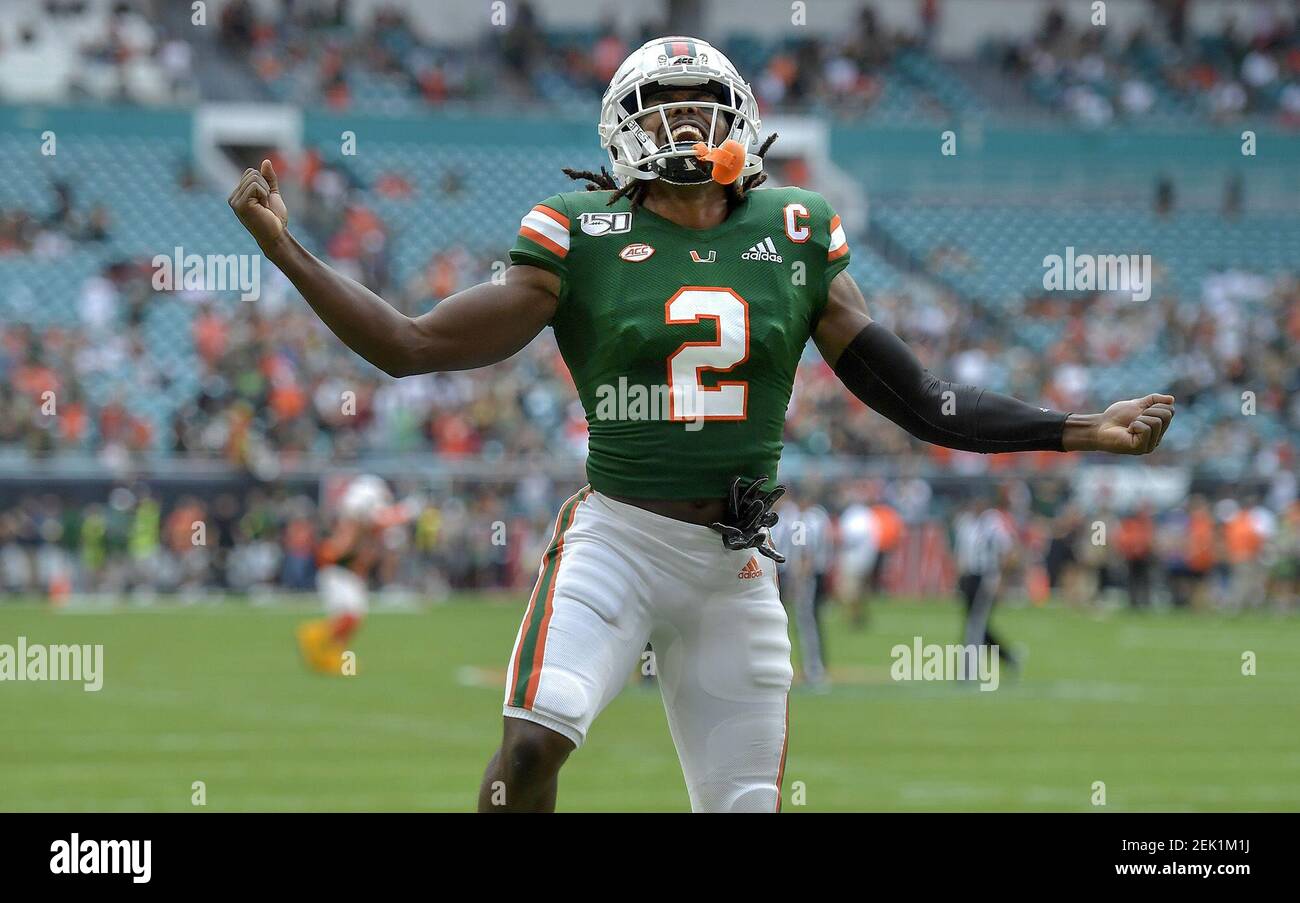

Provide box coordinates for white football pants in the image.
[503,488,794,812]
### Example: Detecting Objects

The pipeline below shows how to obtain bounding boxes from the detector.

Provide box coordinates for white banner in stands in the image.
[1071,466,1191,514]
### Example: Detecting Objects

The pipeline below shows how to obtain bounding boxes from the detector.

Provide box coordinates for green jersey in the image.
[509,186,851,499]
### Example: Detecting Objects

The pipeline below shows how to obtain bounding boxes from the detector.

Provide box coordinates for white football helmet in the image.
[599,36,763,186]
[339,474,392,521]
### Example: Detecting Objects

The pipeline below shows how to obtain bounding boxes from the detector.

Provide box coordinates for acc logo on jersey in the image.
[580,212,632,236]
[619,242,655,262]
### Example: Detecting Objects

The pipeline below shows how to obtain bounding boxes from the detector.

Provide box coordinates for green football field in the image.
[1,595,1297,812]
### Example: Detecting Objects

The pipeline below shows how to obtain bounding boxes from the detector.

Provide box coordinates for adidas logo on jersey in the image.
[738,558,764,579]
[742,237,783,263]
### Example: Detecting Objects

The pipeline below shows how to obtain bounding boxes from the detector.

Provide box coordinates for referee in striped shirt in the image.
[953,491,1020,674]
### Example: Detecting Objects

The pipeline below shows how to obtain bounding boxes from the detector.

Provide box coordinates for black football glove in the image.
[709,475,787,564]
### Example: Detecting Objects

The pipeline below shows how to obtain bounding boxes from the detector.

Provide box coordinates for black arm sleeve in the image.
[833,322,1068,453]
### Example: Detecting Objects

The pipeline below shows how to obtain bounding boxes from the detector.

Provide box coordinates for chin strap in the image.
[709,475,787,563]
[652,144,714,185]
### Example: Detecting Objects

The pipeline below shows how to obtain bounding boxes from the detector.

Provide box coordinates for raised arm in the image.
[228,160,558,377]
[812,270,1175,455]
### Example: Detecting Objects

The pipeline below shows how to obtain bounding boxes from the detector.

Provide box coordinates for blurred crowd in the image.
[1041,493,1300,612]
[0,480,559,600]
[1,245,1295,477]
[995,0,1300,125]
[7,0,1300,125]
[0,253,165,459]
[167,299,582,468]
[786,265,1299,476]
[0,180,113,257]
[230,0,1300,124]
[0,475,1295,612]
[997,477,1299,612]
[231,0,929,117]
[0,0,197,105]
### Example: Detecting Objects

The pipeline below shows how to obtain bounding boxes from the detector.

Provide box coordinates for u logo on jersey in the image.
[690,249,716,263]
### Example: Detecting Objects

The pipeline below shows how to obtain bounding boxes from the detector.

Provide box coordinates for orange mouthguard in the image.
[693,140,746,185]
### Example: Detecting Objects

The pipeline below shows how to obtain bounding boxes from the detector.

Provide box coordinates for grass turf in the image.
[1,595,1296,812]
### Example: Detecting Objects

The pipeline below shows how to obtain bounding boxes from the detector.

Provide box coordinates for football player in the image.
[836,485,882,629]
[297,474,404,674]
[230,36,1175,811]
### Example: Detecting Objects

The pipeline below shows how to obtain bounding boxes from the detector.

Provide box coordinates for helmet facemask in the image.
[625,88,736,185]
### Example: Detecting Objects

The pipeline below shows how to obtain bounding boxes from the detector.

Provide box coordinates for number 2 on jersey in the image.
[664,286,750,422]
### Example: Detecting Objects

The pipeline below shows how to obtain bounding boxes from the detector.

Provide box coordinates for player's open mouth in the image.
[668,121,707,143]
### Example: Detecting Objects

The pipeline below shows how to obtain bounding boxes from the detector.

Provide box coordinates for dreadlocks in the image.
[562,133,779,211]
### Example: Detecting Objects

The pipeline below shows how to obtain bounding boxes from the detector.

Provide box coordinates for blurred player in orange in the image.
[1223,498,1271,612]
[1117,502,1157,609]
[297,474,410,674]
[1168,495,1216,609]
[871,500,903,593]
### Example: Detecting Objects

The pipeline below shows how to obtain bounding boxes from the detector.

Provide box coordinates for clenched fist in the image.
[228,159,288,250]
[1063,394,1176,455]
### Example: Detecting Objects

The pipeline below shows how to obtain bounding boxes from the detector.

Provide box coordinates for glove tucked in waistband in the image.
[709,475,787,564]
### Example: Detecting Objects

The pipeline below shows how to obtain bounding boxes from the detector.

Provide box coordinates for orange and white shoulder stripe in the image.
[827,214,849,262]
[519,204,570,258]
